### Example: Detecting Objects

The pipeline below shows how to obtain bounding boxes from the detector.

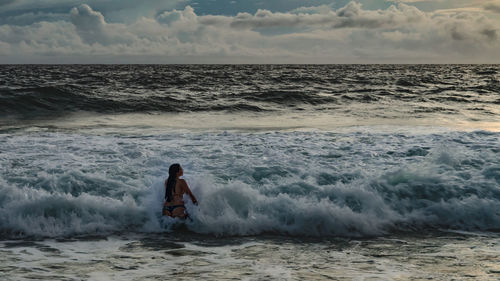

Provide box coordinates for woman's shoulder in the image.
[178,178,188,188]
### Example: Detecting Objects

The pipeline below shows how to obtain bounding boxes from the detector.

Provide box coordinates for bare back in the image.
[170,179,187,205]
[163,177,197,218]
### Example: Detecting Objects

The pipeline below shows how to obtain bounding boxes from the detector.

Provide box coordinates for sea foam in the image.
[0,129,499,238]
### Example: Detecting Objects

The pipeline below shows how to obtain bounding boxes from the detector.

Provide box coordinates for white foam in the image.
[0,129,499,237]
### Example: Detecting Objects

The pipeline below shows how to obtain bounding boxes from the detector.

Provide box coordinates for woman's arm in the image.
[180,179,198,205]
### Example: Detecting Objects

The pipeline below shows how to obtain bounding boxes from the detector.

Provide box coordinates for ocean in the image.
[1,64,499,280]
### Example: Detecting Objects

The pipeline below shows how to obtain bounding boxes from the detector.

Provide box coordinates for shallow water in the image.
[1,232,499,280]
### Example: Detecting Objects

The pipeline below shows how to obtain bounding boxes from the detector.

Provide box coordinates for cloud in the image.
[0,0,15,5]
[0,11,67,26]
[390,0,439,2]
[484,2,500,13]
[228,10,334,29]
[0,20,83,56]
[189,2,427,31]
[69,4,109,45]
[0,1,499,63]
[70,4,106,31]
[481,28,497,40]
[69,4,136,45]
[186,0,352,16]
[156,5,197,26]
[0,0,185,25]
[334,1,425,28]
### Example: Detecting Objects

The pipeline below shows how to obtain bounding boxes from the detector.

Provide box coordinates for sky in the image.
[0,0,499,63]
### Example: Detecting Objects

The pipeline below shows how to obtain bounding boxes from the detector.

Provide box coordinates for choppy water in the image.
[1,128,499,238]
[1,64,499,119]
[1,64,499,280]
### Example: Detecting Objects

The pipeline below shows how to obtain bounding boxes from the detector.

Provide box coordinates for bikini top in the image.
[172,183,183,200]
[165,179,184,202]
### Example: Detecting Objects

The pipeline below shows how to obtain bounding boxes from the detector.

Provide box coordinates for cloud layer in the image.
[0,1,499,63]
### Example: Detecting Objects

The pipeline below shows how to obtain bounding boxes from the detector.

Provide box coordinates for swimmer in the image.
[162,163,198,218]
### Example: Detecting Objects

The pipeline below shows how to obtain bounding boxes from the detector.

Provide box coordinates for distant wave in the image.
[0,85,189,116]
[0,64,499,118]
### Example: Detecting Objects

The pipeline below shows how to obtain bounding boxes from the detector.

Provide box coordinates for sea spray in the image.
[1,129,498,238]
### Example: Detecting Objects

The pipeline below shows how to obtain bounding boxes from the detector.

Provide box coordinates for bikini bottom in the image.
[163,204,185,213]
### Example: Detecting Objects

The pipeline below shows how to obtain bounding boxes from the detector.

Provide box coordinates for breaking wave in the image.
[1,130,499,238]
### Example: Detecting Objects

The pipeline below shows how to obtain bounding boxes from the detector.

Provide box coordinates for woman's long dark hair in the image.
[165,164,181,202]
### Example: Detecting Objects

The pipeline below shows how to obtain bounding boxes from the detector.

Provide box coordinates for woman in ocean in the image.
[163,163,198,218]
